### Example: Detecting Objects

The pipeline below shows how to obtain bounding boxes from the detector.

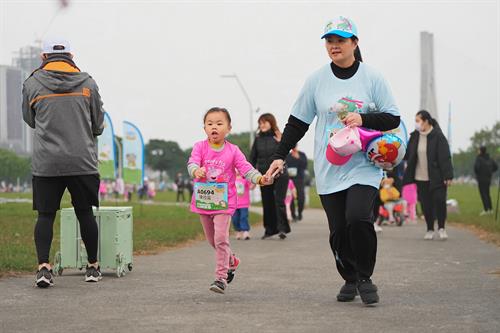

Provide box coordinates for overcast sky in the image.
[1,0,498,156]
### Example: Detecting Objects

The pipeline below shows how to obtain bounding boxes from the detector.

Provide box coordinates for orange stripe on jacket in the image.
[29,88,91,106]
[30,62,87,106]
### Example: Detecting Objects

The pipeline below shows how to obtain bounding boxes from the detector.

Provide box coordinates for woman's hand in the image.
[194,167,206,179]
[342,112,363,128]
[265,159,285,179]
[259,175,274,186]
[444,179,452,187]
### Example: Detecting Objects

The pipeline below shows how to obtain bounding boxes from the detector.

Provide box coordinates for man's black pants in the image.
[32,175,99,265]
[478,180,492,211]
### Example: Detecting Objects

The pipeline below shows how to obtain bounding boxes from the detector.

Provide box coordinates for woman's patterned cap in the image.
[321,16,358,39]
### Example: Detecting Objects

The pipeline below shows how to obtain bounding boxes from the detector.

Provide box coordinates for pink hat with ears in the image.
[326,127,383,165]
[326,127,361,165]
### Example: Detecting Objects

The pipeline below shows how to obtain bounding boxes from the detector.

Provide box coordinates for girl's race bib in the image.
[194,182,229,210]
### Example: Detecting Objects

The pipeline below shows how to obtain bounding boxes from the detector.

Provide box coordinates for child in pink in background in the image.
[233,173,255,240]
[402,183,418,223]
[99,180,107,201]
[188,107,273,294]
[285,179,297,222]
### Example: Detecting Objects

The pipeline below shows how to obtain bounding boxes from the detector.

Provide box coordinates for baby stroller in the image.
[376,201,405,226]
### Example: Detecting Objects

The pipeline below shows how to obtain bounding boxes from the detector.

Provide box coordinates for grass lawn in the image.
[446,184,500,241]
[308,186,322,210]
[2,183,498,276]
[307,183,500,240]
[0,191,261,276]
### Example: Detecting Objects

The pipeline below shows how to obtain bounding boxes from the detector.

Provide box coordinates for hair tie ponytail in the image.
[354,46,363,62]
[417,110,442,132]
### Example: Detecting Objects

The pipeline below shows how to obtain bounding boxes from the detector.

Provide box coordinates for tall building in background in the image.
[0,44,42,155]
[0,65,30,154]
[12,45,42,75]
[420,31,438,121]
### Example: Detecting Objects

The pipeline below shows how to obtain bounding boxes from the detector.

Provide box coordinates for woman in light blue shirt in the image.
[266,16,400,306]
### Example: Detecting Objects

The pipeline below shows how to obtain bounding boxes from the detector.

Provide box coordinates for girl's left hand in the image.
[343,112,363,128]
[194,167,206,179]
[259,175,274,186]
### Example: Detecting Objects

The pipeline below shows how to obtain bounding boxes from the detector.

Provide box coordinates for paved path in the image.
[1,209,499,333]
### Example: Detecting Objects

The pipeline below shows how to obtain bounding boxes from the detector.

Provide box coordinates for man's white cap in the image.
[42,39,71,54]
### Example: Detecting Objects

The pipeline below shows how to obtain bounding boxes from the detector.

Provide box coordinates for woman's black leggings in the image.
[34,208,99,265]
[416,181,447,231]
[260,173,290,236]
[320,185,378,282]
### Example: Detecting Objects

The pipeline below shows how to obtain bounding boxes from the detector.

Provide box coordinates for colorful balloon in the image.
[365,133,406,170]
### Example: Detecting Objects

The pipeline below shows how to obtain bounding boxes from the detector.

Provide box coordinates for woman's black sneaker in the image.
[35,267,54,288]
[261,234,273,240]
[279,233,287,240]
[357,279,379,305]
[209,280,226,294]
[85,265,102,282]
[336,281,358,302]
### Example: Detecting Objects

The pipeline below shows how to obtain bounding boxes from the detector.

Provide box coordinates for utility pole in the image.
[420,31,439,121]
[114,136,122,178]
[220,73,259,147]
[447,102,452,153]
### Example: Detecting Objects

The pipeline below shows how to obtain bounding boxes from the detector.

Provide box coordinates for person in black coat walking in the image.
[474,146,498,215]
[250,113,290,240]
[403,110,454,240]
[285,145,308,221]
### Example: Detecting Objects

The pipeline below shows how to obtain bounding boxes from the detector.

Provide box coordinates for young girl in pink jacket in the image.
[233,173,254,240]
[285,179,297,222]
[187,107,272,294]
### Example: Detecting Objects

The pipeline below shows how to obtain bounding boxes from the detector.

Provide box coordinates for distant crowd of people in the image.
[0,181,30,193]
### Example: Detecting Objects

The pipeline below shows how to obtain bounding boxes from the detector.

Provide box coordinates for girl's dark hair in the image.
[258,113,281,135]
[203,107,232,124]
[416,110,441,131]
[351,37,363,62]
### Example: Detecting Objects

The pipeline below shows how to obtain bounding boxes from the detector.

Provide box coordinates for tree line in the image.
[2,123,497,184]
[0,149,31,183]
[451,121,499,177]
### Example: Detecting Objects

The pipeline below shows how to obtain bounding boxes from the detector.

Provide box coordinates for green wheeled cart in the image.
[53,207,133,278]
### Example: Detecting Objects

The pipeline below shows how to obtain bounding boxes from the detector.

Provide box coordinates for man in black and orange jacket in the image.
[22,39,105,288]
